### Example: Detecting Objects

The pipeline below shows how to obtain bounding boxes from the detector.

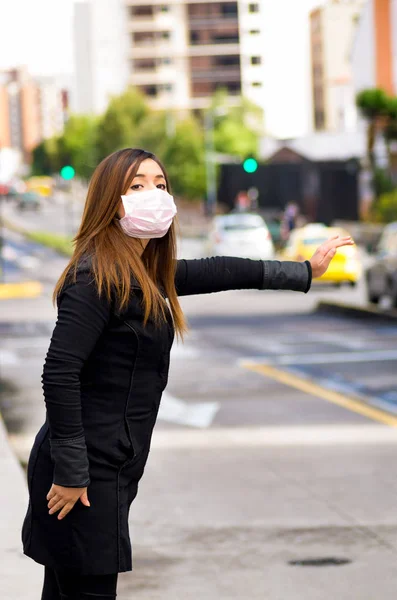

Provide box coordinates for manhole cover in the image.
[288,557,351,567]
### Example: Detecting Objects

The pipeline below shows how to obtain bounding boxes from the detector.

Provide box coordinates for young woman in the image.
[21,148,353,600]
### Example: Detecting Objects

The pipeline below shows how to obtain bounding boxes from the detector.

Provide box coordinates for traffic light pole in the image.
[204,110,217,217]
[0,191,4,283]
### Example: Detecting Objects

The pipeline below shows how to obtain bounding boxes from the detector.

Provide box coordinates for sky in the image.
[0,0,75,76]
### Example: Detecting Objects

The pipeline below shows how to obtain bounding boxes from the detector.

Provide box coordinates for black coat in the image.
[21,257,311,575]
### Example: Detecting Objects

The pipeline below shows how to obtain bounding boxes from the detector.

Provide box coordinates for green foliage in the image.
[371,189,397,223]
[134,112,169,157]
[26,231,73,256]
[60,115,98,179]
[356,88,389,119]
[214,118,258,158]
[30,86,261,201]
[95,87,149,160]
[373,168,395,196]
[31,142,52,176]
[161,118,206,200]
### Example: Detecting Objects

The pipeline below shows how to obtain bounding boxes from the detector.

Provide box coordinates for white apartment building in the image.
[310,0,366,133]
[72,0,130,115]
[36,77,66,140]
[126,1,267,118]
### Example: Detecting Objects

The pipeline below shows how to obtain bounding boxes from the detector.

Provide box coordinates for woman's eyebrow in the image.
[133,173,165,179]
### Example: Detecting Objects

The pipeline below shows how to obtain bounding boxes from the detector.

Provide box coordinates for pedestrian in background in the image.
[21,148,354,600]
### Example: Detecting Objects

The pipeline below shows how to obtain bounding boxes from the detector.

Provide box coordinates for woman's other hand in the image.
[310,235,354,279]
[46,484,90,520]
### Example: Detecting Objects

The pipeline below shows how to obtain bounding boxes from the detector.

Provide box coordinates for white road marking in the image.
[239,349,397,366]
[152,424,397,449]
[158,391,220,428]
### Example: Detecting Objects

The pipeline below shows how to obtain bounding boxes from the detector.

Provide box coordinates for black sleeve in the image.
[42,271,111,487]
[174,257,312,297]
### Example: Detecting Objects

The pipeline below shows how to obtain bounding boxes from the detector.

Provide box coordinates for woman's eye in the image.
[130,184,142,190]
[157,184,166,190]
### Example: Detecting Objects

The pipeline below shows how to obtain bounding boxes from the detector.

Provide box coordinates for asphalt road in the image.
[1,233,397,598]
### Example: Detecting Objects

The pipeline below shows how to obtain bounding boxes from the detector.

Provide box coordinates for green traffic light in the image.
[243,158,258,173]
[60,165,75,180]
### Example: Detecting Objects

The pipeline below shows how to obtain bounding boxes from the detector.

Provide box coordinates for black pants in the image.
[41,566,118,599]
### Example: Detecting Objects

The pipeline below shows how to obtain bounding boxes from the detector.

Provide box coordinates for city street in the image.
[2,232,397,598]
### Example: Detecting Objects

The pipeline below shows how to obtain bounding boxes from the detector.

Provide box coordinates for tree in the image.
[356,88,389,175]
[60,115,98,180]
[205,89,262,158]
[31,141,54,176]
[134,112,169,158]
[161,117,206,200]
[95,87,150,160]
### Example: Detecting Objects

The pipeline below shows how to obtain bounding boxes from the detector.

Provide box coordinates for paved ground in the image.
[2,235,397,598]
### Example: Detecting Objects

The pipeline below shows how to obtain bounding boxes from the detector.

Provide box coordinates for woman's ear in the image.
[117,201,125,219]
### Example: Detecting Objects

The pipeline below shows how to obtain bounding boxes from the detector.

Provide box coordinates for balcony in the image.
[188,43,240,57]
[191,68,241,82]
[187,16,238,28]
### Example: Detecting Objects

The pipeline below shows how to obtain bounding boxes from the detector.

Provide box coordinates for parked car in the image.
[206,213,275,260]
[365,221,397,306]
[17,191,41,211]
[282,223,362,286]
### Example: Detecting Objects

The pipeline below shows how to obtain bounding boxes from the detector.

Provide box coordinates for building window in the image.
[252,82,262,87]
[140,85,157,97]
[221,2,238,17]
[133,58,156,72]
[133,31,155,45]
[214,55,240,67]
[213,33,239,44]
[160,57,173,65]
[251,56,261,65]
[249,29,260,35]
[249,3,259,13]
[130,5,154,18]
[159,83,173,92]
[190,31,200,44]
[160,31,171,40]
[159,5,169,12]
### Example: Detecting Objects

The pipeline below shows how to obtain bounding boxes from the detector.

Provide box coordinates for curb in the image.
[316,300,397,321]
[0,412,42,598]
[0,281,43,300]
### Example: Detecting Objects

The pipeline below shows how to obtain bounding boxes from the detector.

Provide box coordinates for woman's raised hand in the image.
[47,483,90,520]
[309,235,354,279]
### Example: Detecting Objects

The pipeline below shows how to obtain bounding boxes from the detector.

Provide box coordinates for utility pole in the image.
[0,188,4,283]
[204,109,217,217]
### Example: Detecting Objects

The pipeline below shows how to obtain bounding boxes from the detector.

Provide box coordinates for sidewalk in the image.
[0,414,42,598]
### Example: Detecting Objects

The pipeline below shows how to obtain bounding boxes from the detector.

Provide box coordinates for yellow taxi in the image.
[282,224,361,286]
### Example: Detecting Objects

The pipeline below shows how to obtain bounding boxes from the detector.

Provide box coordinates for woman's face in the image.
[118,158,167,218]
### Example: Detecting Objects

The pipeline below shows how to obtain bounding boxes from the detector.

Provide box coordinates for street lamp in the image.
[204,106,228,217]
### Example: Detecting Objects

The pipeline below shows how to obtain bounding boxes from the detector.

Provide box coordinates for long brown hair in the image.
[53,148,187,337]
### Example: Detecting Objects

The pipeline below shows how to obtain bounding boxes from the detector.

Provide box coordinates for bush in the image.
[26,231,73,256]
[371,189,397,223]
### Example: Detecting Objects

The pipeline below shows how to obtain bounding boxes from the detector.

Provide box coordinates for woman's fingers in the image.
[57,502,75,520]
[324,236,354,251]
[48,498,66,515]
[47,494,60,510]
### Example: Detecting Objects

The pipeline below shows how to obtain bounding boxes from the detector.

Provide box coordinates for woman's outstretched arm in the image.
[175,236,353,297]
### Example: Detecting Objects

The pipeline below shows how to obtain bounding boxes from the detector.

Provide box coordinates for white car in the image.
[206,213,275,260]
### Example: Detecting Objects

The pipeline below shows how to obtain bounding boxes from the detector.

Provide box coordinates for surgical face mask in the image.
[118,188,177,239]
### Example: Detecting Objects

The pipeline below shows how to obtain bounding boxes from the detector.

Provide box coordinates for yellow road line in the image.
[0,281,42,300]
[242,361,397,428]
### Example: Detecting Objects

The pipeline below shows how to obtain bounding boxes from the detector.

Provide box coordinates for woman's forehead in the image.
[133,158,165,178]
